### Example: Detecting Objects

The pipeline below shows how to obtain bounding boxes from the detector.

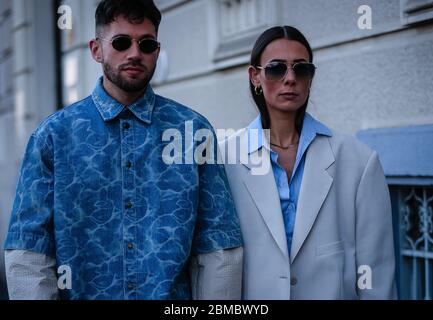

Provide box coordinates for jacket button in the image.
[291,277,298,286]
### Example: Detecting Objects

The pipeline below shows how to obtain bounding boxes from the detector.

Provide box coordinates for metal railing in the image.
[398,186,433,300]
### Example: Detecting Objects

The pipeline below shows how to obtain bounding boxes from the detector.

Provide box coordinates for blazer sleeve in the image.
[189,247,243,300]
[5,249,59,300]
[355,151,398,300]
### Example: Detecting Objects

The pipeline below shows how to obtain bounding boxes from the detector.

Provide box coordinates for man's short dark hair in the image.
[95,0,162,33]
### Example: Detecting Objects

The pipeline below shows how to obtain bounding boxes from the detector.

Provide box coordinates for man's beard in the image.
[103,60,155,93]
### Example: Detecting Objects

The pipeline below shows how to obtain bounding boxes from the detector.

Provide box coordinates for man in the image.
[4,0,242,300]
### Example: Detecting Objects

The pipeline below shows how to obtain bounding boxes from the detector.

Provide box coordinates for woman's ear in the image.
[308,78,313,91]
[248,66,261,88]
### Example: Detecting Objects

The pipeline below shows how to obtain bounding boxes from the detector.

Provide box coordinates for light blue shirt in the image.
[247,113,332,255]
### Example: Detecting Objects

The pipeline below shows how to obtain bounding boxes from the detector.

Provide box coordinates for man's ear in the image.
[248,66,261,88]
[89,39,103,63]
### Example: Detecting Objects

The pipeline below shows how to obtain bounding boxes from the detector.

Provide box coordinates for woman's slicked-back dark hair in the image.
[95,0,162,33]
[250,26,313,132]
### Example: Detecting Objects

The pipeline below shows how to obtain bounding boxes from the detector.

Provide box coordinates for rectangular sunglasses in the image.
[256,61,316,81]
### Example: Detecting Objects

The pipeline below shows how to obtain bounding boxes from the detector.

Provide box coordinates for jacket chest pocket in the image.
[316,240,344,257]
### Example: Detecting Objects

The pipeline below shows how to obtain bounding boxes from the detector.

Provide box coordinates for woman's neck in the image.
[268,110,299,147]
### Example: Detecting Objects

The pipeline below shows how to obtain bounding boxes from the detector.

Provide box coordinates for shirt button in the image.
[123,122,130,129]
[125,202,133,209]
[127,242,134,249]
[127,282,135,290]
[291,277,298,286]
[126,161,133,169]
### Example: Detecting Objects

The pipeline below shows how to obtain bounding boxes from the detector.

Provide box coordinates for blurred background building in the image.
[0,0,432,299]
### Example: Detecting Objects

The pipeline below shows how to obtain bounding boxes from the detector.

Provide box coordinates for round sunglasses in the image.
[256,61,316,81]
[97,35,160,54]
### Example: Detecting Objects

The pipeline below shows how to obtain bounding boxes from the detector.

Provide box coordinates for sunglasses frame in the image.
[255,61,316,81]
[97,36,160,54]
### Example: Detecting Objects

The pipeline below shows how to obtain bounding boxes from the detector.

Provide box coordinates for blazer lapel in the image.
[290,136,335,263]
[239,131,289,260]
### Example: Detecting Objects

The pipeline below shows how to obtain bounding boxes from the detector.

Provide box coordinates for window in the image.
[156,0,191,11]
[391,186,433,300]
[210,0,279,62]
[358,124,433,300]
[401,0,433,25]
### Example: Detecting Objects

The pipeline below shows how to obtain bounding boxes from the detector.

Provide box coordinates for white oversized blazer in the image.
[220,115,397,300]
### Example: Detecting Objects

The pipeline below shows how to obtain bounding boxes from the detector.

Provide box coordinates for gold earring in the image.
[254,86,263,95]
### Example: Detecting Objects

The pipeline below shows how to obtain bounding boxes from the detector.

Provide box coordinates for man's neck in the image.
[102,76,147,106]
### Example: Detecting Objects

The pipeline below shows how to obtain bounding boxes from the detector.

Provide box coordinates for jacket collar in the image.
[240,112,335,262]
[91,77,156,124]
[247,112,333,155]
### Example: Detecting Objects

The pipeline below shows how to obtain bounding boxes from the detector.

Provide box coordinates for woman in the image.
[221,26,397,299]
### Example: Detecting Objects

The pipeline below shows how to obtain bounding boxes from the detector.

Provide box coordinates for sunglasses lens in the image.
[293,63,315,78]
[139,39,159,54]
[262,62,316,80]
[265,62,288,80]
[111,37,132,51]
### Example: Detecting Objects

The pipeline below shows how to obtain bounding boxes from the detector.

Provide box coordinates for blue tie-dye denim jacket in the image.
[4,77,242,300]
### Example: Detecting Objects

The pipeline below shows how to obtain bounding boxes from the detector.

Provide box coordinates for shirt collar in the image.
[91,77,156,124]
[246,112,333,154]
